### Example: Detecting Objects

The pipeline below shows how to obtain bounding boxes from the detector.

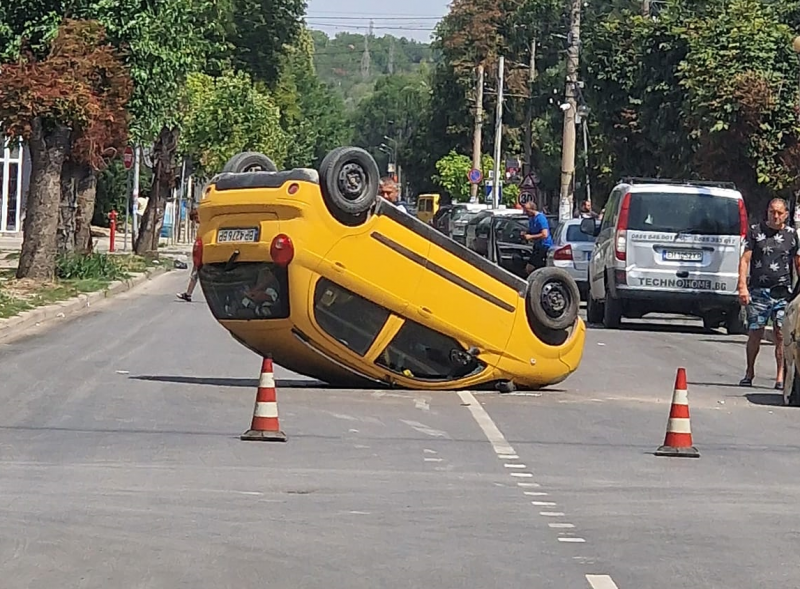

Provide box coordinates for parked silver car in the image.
[546,218,596,298]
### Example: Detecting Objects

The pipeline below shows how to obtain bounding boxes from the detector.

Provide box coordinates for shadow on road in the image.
[745,393,791,407]
[130,375,331,389]
[689,381,773,391]
[586,322,706,335]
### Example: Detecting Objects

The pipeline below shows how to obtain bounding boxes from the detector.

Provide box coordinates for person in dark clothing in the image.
[738,198,800,389]
[522,201,553,275]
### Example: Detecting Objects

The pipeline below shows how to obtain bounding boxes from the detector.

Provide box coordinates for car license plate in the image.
[217,228,258,243]
[663,249,702,262]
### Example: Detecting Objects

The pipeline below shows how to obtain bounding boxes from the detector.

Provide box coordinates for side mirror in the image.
[580,217,601,237]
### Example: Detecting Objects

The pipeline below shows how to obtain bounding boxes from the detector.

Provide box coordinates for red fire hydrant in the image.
[108,210,117,252]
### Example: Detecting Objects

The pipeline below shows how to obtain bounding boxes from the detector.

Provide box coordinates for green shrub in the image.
[56,253,128,282]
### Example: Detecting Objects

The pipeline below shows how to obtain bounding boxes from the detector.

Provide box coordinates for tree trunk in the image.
[75,167,97,254]
[58,159,78,255]
[135,126,179,257]
[18,118,71,280]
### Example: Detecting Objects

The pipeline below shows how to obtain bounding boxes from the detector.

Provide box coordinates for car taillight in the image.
[615,191,631,261]
[554,244,573,261]
[738,198,748,238]
[270,234,294,267]
[287,183,299,195]
[192,238,203,268]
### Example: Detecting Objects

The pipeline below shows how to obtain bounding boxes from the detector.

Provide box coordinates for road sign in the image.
[467,168,483,185]
[520,173,538,190]
[122,146,134,170]
[519,191,535,205]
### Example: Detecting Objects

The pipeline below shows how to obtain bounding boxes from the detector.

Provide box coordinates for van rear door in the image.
[624,190,742,295]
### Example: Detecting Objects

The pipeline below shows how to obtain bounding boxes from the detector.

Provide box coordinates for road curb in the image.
[0,266,168,343]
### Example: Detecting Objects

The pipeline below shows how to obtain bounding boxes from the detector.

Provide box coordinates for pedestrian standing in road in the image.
[738,198,800,389]
[379,177,407,213]
[177,207,200,302]
[522,201,553,275]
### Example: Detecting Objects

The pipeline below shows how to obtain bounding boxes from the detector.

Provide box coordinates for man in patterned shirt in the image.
[738,198,800,389]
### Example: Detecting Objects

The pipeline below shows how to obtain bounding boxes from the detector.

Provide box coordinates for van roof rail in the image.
[619,177,737,190]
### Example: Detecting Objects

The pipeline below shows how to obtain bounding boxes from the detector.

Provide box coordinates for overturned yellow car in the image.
[195,148,585,391]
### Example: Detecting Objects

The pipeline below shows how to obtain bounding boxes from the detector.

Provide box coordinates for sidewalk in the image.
[0,229,192,256]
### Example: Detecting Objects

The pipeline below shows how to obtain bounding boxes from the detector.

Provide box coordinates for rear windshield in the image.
[627,192,740,235]
[199,262,289,320]
[566,225,595,242]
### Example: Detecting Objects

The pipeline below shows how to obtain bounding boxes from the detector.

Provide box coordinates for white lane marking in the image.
[504,463,526,469]
[424,458,443,462]
[540,511,566,517]
[457,391,515,455]
[531,501,557,506]
[549,523,575,529]
[517,482,540,488]
[400,419,450,438]
[586,575,620,589]
[424,449,437,454]
[498,454,519,459]
[524,491,549,496]
[558,537,586,543]
[414,398,430,411]
[510,472,534,478]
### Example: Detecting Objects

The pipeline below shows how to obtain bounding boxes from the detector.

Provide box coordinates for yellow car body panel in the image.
[196,169,585,390]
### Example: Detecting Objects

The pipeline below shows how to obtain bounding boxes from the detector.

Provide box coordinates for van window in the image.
[313,279,390,356]
[376,320,485,381]
[200,262,289,320]
[627,192,740,235]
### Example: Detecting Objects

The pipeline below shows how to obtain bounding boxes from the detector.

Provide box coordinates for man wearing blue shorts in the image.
[738,198,800,389]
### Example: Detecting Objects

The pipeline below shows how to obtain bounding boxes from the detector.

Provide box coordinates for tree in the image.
[433,150,494,202]
[0,19,131,279]
[180,70,288,177]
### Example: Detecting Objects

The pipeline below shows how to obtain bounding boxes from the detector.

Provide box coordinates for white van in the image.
[583,178,747,332]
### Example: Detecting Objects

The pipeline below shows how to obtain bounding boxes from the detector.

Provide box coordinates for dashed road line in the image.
[531,501,557,506]
[510,472,534,478]
[586,575,620,589]
[549,523,575,529]
[524,491,549,496]
[424,458,443,462]
[504,463,527,469]
[539,511,566,517]
[559,537,586,543]
[517,482,540,488]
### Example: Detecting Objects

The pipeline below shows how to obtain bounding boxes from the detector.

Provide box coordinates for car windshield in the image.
[627,191,740,235]
[565,224,595,243]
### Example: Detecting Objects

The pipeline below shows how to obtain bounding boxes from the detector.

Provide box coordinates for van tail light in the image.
[554,244,573,261]
[738,198,748,238]
[270,234,294,267]
[192,238,203,269]
[615,191,631,261]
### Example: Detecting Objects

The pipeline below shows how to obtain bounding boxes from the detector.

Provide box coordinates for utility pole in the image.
[558,0,582,222]
[642,0,651,17]
[388,37,395,75]
[471,64,485,202]
[492,56,505,209]
[582,119,591,205]
[524,38,537,177]
[360,20,373,80]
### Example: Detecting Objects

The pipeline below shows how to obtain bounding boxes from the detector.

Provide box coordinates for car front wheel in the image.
[527,267,581,332]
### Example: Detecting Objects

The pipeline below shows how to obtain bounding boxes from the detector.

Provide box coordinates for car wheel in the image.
[319,146,380,218]
[222,151,278,173]
[527,267,581,331]
[603,274,623,329]
[725,307,748,335]
[586,292,604,324]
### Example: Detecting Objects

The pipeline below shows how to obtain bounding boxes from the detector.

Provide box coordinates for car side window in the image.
[496,219,527,244]
[313,278,391,356]
[376,320,485,381]
[601,189,621,232]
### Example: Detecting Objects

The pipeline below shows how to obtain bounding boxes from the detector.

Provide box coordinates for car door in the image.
[590,188,622,299]
[493,216,532,278]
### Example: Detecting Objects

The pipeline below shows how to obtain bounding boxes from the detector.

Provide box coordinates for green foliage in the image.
[179,70,288,176]
[56,252,129,281]
[433,150,494,202]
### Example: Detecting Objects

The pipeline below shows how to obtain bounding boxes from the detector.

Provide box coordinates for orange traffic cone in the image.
[241,356,287,442]
[655,368,699,458]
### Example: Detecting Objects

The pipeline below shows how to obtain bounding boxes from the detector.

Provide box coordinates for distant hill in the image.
[310,30,434,110]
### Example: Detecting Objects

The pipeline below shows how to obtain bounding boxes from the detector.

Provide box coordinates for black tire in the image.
[527,267,581,332]
[725,307,748,335]
[586,292,604,324]
[222,151,278,173]
[603,274,623,329]
[319,146,380,217]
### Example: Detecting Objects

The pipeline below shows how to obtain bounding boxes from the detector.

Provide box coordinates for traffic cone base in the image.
[241,356,287,443]
[655,367,699,458]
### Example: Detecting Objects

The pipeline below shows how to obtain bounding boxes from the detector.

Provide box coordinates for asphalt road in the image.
[1,270,798,588]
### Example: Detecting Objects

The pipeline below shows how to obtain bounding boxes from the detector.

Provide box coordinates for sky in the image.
[305,0,450,43]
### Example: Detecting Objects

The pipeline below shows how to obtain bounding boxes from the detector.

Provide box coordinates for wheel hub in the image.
[338,163,366,201]
[540,281,569,319]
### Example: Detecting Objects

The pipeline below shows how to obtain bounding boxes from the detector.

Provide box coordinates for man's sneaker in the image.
[177,292,192,302]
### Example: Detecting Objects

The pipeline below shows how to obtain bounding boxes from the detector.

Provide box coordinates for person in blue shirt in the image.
[522,201,553,275]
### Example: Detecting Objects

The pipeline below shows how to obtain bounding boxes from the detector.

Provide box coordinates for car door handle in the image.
[418,307,433,317]
[333,261,346,272]
[676,271,689,278]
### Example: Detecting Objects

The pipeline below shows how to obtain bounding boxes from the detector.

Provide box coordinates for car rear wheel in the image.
[222,151,278,173]
[586,292,604,324]
[527,267,580,332]
[319,146,380,219]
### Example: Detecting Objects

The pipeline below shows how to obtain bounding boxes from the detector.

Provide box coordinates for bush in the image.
[56,253,128,281]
